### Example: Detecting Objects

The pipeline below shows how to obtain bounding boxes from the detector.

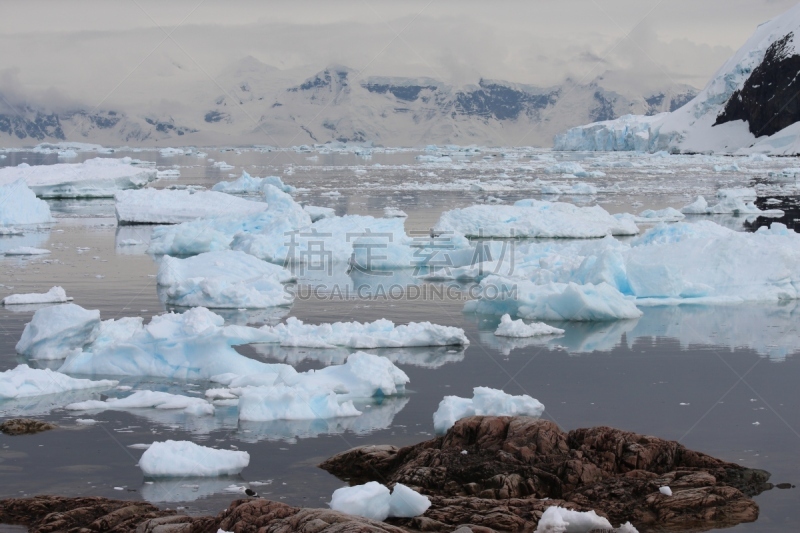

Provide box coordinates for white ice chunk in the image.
[66,390,215,416]
[303,205,336,222]
[212,171,295,194]
[2,286,70,306]
[494,314,565,338]
[16,303,101,360]
[115,189,269,224]
[139,440,250,477]
[436,200,638,238]
[388,483,431,518]
[659,486,672,496]
[237,385,361,421]
[329,481,391,521]
[157,250,294,308]
[0,158,156,197]
[5,247,51,255]
[0,364,117,399]
[433,387,545,434]
[0,180,54,226]
[534,506,615,533]
[384,207,408,218]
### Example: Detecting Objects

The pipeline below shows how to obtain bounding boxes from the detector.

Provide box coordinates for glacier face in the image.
[555,4,800,155]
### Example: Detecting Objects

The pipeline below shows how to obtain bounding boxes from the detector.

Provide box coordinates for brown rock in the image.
[321,416,770,532]
[0,418,57,436]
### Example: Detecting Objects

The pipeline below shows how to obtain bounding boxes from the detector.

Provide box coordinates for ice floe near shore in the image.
[435,200,639,238]
[139,440,249,477]
[0,180,54,227]
[433,387,545,433]
[157,251,294,308]
[329,482,430,521]
[115,189,269,224]
[0,364,117,400]
[0,158,156,197]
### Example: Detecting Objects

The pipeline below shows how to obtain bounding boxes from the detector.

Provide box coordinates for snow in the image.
[330,482,391,521]
[0,364,117,400]
[237,385,361,421]
[157,250,294,308]
[257,317,469,348]
[211,171,296,194]
[329,482,429,521]
[0,158,157,197]
[494,314,564,338]
[139,440,250,477]
[433,387,545,434]
[115,189,269,224]
[2,286,71,306]
[659,486,673,496]
[435,200,639,238]
[554,4,800,156]
[0,180,54,226]
[534,506,616,533]
[66,390,215,416]
[16,303,101,360]
[4,247,51,255]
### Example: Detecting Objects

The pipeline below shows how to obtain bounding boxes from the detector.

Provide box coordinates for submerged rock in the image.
[0,418,57,436]
[320,416,770,532]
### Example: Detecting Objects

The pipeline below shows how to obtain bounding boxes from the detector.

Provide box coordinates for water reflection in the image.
[141,476,247,503]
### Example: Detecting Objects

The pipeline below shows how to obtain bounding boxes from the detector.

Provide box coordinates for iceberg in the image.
[16,303,101,360]
[2,286,71,306]
[0,158,157,197]
[329,482,429,521]
[304,205,336,222]
[635,207,685,223]
[237,385,361,421]
[115,189,269,224]
[533,506,618,533]
[139,440,249,477]
[681,195,784,216]
[211,171,295,194]
[433,387,545,434]
[435,200,638,238]
[0,364,117,400]
[0,180,54,226]
[494,314,564,337]
[66,390,215,417]
[157,250,294,308]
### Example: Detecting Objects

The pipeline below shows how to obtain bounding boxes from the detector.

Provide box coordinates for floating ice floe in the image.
[433,387,545,434]
[329,482,430,521]
[157,250,295,308]
[256,317,469,348]
[681,195,784,216]
[66,390,215,417]
[435,200,639,238]
[384,207,408,218]
[541,182,598,196]
[0,364,117,400]
[0,180,54,227]
[634,207,685,223]
[4,246,51,255]
[139,440,250,477]
[212,171,295,194]
[303,205,336,222]
[2,286,71,306]
[115,189,269,224]
[494,314,564,338]
[0,158,157,197]
[16,303,101,360]
[237,385,361,421]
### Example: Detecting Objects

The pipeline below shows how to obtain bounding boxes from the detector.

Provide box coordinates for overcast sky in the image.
[1,0,797,109]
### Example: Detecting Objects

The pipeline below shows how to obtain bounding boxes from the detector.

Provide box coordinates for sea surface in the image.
[1,147,799,531]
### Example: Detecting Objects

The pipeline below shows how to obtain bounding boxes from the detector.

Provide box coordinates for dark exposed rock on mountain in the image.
[715,32,800,137]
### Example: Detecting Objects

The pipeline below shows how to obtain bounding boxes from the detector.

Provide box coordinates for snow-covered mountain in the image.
[0,58,695,148]
[555,4,800,155]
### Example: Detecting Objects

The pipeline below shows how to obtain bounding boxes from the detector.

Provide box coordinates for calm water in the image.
[1,148,799,531]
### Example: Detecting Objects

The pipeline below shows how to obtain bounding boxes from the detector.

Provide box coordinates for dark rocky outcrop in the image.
[715,32,800,137]
[0,418,57,436]
[321,417,770,532]
[0,418,772,533]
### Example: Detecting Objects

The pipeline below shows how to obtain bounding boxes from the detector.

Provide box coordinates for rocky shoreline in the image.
[0,416,773,533]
